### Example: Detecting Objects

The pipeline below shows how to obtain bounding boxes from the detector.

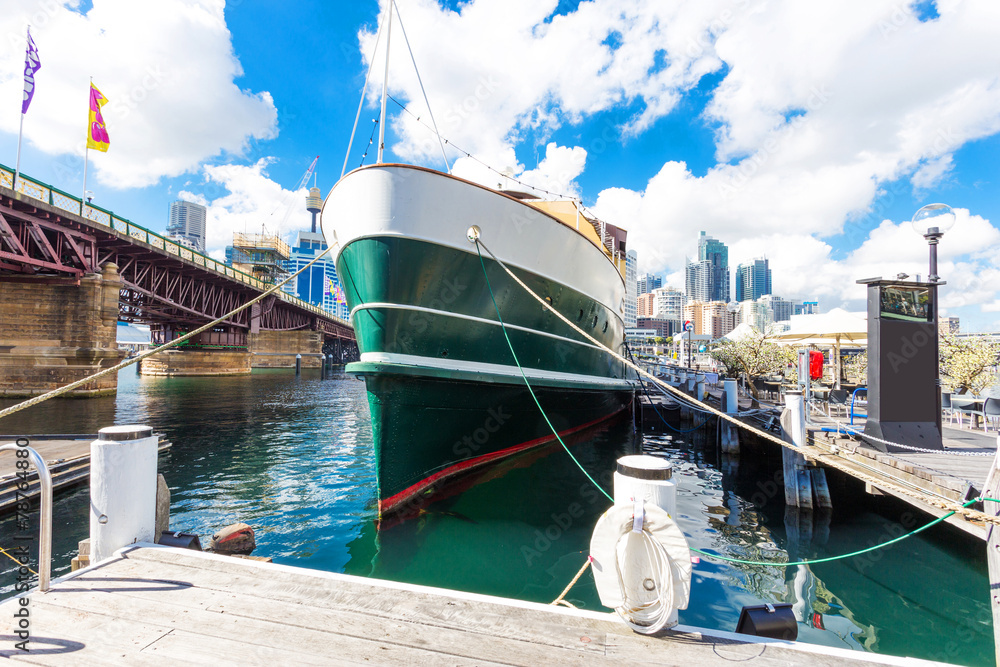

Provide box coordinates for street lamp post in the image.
[911,203,956,283]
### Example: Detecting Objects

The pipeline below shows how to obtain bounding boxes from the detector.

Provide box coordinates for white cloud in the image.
[359,0,733,177]
[0,0,277,188]
[356,0,1000,326]
[188,159,311,259]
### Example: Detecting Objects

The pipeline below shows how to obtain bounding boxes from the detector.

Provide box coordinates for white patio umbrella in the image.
[774,308,868,388]
[718,322,758,343]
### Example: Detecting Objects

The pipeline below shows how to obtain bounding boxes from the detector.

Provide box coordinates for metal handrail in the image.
[1,443,52,592]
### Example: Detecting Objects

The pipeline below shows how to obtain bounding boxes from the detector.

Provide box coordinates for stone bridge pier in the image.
[248,330,324,368]
[0,263,124,398]
[139,326,251,376]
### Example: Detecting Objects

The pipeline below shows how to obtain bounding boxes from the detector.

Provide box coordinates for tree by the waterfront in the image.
[844,350,868,383]
[710,326,796,396]
[940,334,1000,395]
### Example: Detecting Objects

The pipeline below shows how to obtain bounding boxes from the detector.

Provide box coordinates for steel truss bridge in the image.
[0,167,354,354]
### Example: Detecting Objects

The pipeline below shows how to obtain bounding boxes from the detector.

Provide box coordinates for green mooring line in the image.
[690,497,996,567]
[475,242,614,502]
[474,240,997,568]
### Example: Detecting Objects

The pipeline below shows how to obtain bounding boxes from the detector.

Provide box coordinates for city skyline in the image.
[2,1,999,330]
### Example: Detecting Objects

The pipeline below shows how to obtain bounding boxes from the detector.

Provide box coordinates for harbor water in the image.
[0,368,991,666]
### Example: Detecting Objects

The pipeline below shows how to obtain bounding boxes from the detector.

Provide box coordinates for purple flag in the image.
[22,28,41,114]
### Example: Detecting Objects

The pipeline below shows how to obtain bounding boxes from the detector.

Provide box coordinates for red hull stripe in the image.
[379,406,628,515]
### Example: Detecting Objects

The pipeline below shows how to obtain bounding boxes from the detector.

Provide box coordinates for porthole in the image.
[592,315,598,328]
[544,296,553,312]
[577,309,584,322]
[602,321,608,333]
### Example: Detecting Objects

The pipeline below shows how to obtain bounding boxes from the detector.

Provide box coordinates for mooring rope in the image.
[0,245,334,423]
[0,545,36,575]
[472,237,1000,528]
[475,244,614,502]
[550,557,592,607]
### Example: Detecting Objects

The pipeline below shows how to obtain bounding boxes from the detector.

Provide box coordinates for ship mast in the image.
[377,4,392,164]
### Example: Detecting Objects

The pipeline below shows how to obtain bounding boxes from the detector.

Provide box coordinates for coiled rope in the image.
[0,246,333,423]
[472,237,1000,528]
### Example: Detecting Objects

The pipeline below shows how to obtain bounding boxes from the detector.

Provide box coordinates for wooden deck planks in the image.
[0,545,925,666]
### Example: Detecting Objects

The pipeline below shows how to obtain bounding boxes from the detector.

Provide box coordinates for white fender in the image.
[590,501,691,633]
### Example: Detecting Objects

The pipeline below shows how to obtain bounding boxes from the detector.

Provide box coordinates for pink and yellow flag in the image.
[86,83,110,152]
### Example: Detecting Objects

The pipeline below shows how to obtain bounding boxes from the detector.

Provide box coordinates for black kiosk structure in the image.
[856,278,942,453]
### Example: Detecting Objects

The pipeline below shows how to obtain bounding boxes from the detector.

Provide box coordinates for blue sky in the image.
[2,0,1000,330]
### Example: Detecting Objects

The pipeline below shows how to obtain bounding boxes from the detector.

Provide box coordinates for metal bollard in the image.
[90,426,158,564]
[723,378,738,414]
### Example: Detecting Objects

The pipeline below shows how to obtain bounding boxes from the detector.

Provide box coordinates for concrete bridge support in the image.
[139,325,251,377]
[248,330,324,368]
[0,263,123,398]
[139,349,252,376]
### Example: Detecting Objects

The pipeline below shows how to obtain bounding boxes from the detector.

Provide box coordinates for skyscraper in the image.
[735,258,772,302]
[697,231,730,303]
[686,232,729,303]
[167,200,207,253]
[637,272,662,295]
[625,250,637,328]
[282,231,349,320]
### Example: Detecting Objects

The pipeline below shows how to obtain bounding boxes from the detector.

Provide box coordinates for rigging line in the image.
[360,118,380,167]
[390,0,451,173]
[384,94,584,202]
[341,6,388,179]
[0,245,335,422]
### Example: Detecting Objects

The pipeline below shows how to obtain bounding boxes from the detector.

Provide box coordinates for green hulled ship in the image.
[323,163,635,516]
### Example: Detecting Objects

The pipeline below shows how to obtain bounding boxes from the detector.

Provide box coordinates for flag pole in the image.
[13,26,30,193]
[14,113,25,193]
[82,77,91,215]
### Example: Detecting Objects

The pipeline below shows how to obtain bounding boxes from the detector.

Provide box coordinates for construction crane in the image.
[277,155,319,231]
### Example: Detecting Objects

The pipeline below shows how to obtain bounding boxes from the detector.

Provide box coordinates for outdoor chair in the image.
[952,395,986,431]
[828,389,849,417]
[941,392,956,425]
[984,397,1000,434]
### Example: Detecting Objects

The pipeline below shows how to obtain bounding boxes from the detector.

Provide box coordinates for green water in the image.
[0,368,992,665]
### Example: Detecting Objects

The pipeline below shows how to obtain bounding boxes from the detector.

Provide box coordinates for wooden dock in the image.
[0,435,172,513]
[0,544,942,665]
[675,381,997,539]
[808,418,995,539]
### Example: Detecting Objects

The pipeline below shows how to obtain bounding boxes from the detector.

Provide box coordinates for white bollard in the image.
[612,455,680,627]
[695,373,705,402]
[724,379,738,414]
[90,425,158,564]
[613,455,676,518]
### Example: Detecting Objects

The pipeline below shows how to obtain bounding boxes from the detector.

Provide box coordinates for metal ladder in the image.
[2,442,52,592]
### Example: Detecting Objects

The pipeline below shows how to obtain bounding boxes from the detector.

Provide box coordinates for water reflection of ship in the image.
[343,415,639,601]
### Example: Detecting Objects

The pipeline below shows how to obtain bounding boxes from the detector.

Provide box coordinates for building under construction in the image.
[231,232,291,284]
